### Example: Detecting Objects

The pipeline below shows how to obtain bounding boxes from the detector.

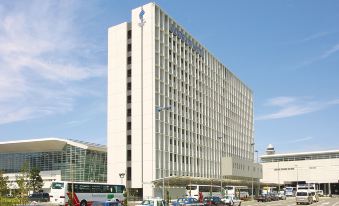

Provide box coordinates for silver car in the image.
[296,191,313,205]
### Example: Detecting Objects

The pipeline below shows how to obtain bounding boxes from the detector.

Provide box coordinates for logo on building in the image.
[169,23,204,58]
[139,8,145,22]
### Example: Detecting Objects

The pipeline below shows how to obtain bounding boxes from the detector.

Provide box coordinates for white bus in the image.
[285,187,296,197]
[50,181,125,206]
[185,184,225,198]
[297,183,315,191]
[224,186,249,199]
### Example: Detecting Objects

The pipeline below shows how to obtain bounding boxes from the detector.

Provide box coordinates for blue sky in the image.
[0,0,338,155]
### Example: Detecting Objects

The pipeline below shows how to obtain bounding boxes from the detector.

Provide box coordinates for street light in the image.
[255,150,259,197]
[156,105,172,200]
[251,143,255,200]
[217,136,223,196]
[119,173,125,185]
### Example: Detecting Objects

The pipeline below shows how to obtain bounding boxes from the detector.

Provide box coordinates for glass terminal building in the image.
[0,138,107,192]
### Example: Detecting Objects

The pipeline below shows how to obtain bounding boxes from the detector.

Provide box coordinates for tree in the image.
[0,170,9,197]
[29,167,43,193]
[16,162,30,204]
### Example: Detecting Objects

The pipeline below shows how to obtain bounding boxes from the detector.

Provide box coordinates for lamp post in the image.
[156,106,172,200]
[251,143,255,200]
[255,150,259,197]
[119,173,125,185]
[217,136,223,196]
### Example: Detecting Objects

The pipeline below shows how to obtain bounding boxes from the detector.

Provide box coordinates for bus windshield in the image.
[51,182,64,189]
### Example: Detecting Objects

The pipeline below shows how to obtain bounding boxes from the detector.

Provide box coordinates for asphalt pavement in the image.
[242,197,339,206]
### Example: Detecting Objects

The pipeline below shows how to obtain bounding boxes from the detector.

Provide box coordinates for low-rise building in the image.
[261,144,339,195]
[0,138,107,193]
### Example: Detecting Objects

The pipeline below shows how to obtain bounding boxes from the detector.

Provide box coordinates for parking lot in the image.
[242,197,339,206]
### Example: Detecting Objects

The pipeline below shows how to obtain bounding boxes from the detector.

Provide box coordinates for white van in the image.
[296,191,313,205]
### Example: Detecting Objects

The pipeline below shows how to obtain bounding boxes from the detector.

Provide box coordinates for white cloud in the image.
[0,1,105,125]
[301,32,330,43]
[287,136,313,144]
[256,96,339,120]
[320,43,339,59]
[266,96,297,106]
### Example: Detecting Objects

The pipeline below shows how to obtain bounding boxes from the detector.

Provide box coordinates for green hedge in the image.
[0,197,23,206]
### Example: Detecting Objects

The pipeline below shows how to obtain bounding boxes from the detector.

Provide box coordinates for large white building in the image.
[261,145,339,195]
[107,2,261,198]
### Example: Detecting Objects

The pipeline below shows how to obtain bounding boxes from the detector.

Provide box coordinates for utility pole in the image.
[251,143,255,200]
[156,106,172,200]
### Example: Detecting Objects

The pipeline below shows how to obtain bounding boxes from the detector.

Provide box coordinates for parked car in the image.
[28,192,50,202]
[270,193,280,201]
[256,194,271,202]
[221,196,241,206]
[296,191,313,205]
[92,201,123,206]
[278,191,286,200]
[137,198,167,206]
[203,196,225,206]
[173,197,199,206]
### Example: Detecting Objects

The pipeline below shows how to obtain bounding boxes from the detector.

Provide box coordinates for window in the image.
[91,184,103,193]
[127,56,131,65]
[127,69,131,77]
[78,184,90,193]
[127,167,131,180]
[127,122,131,130]
[127,95,131,103]
[102,185,112,193]
[127,135,131,144]
[114,185,125,193]
[52,182,64,189]
[127,83,131,91]
[127,108,131,116]
[127,30,131,39]
[127,150,131,161]
[127,44,131,52]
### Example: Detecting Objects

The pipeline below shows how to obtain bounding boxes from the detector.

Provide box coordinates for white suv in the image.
[296,191,313,205]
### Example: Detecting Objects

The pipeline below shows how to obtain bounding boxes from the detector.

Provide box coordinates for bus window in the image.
[186,186,197,191]
[115,185,125,193]
[102,185,111,193]
[78,184,91,193]
[91,184,103,193]
[52,182,64,189]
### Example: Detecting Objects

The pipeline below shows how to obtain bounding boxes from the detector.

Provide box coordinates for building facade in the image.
[0,138,107,193]
[107,3,261,198]
[261,145,339,195]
